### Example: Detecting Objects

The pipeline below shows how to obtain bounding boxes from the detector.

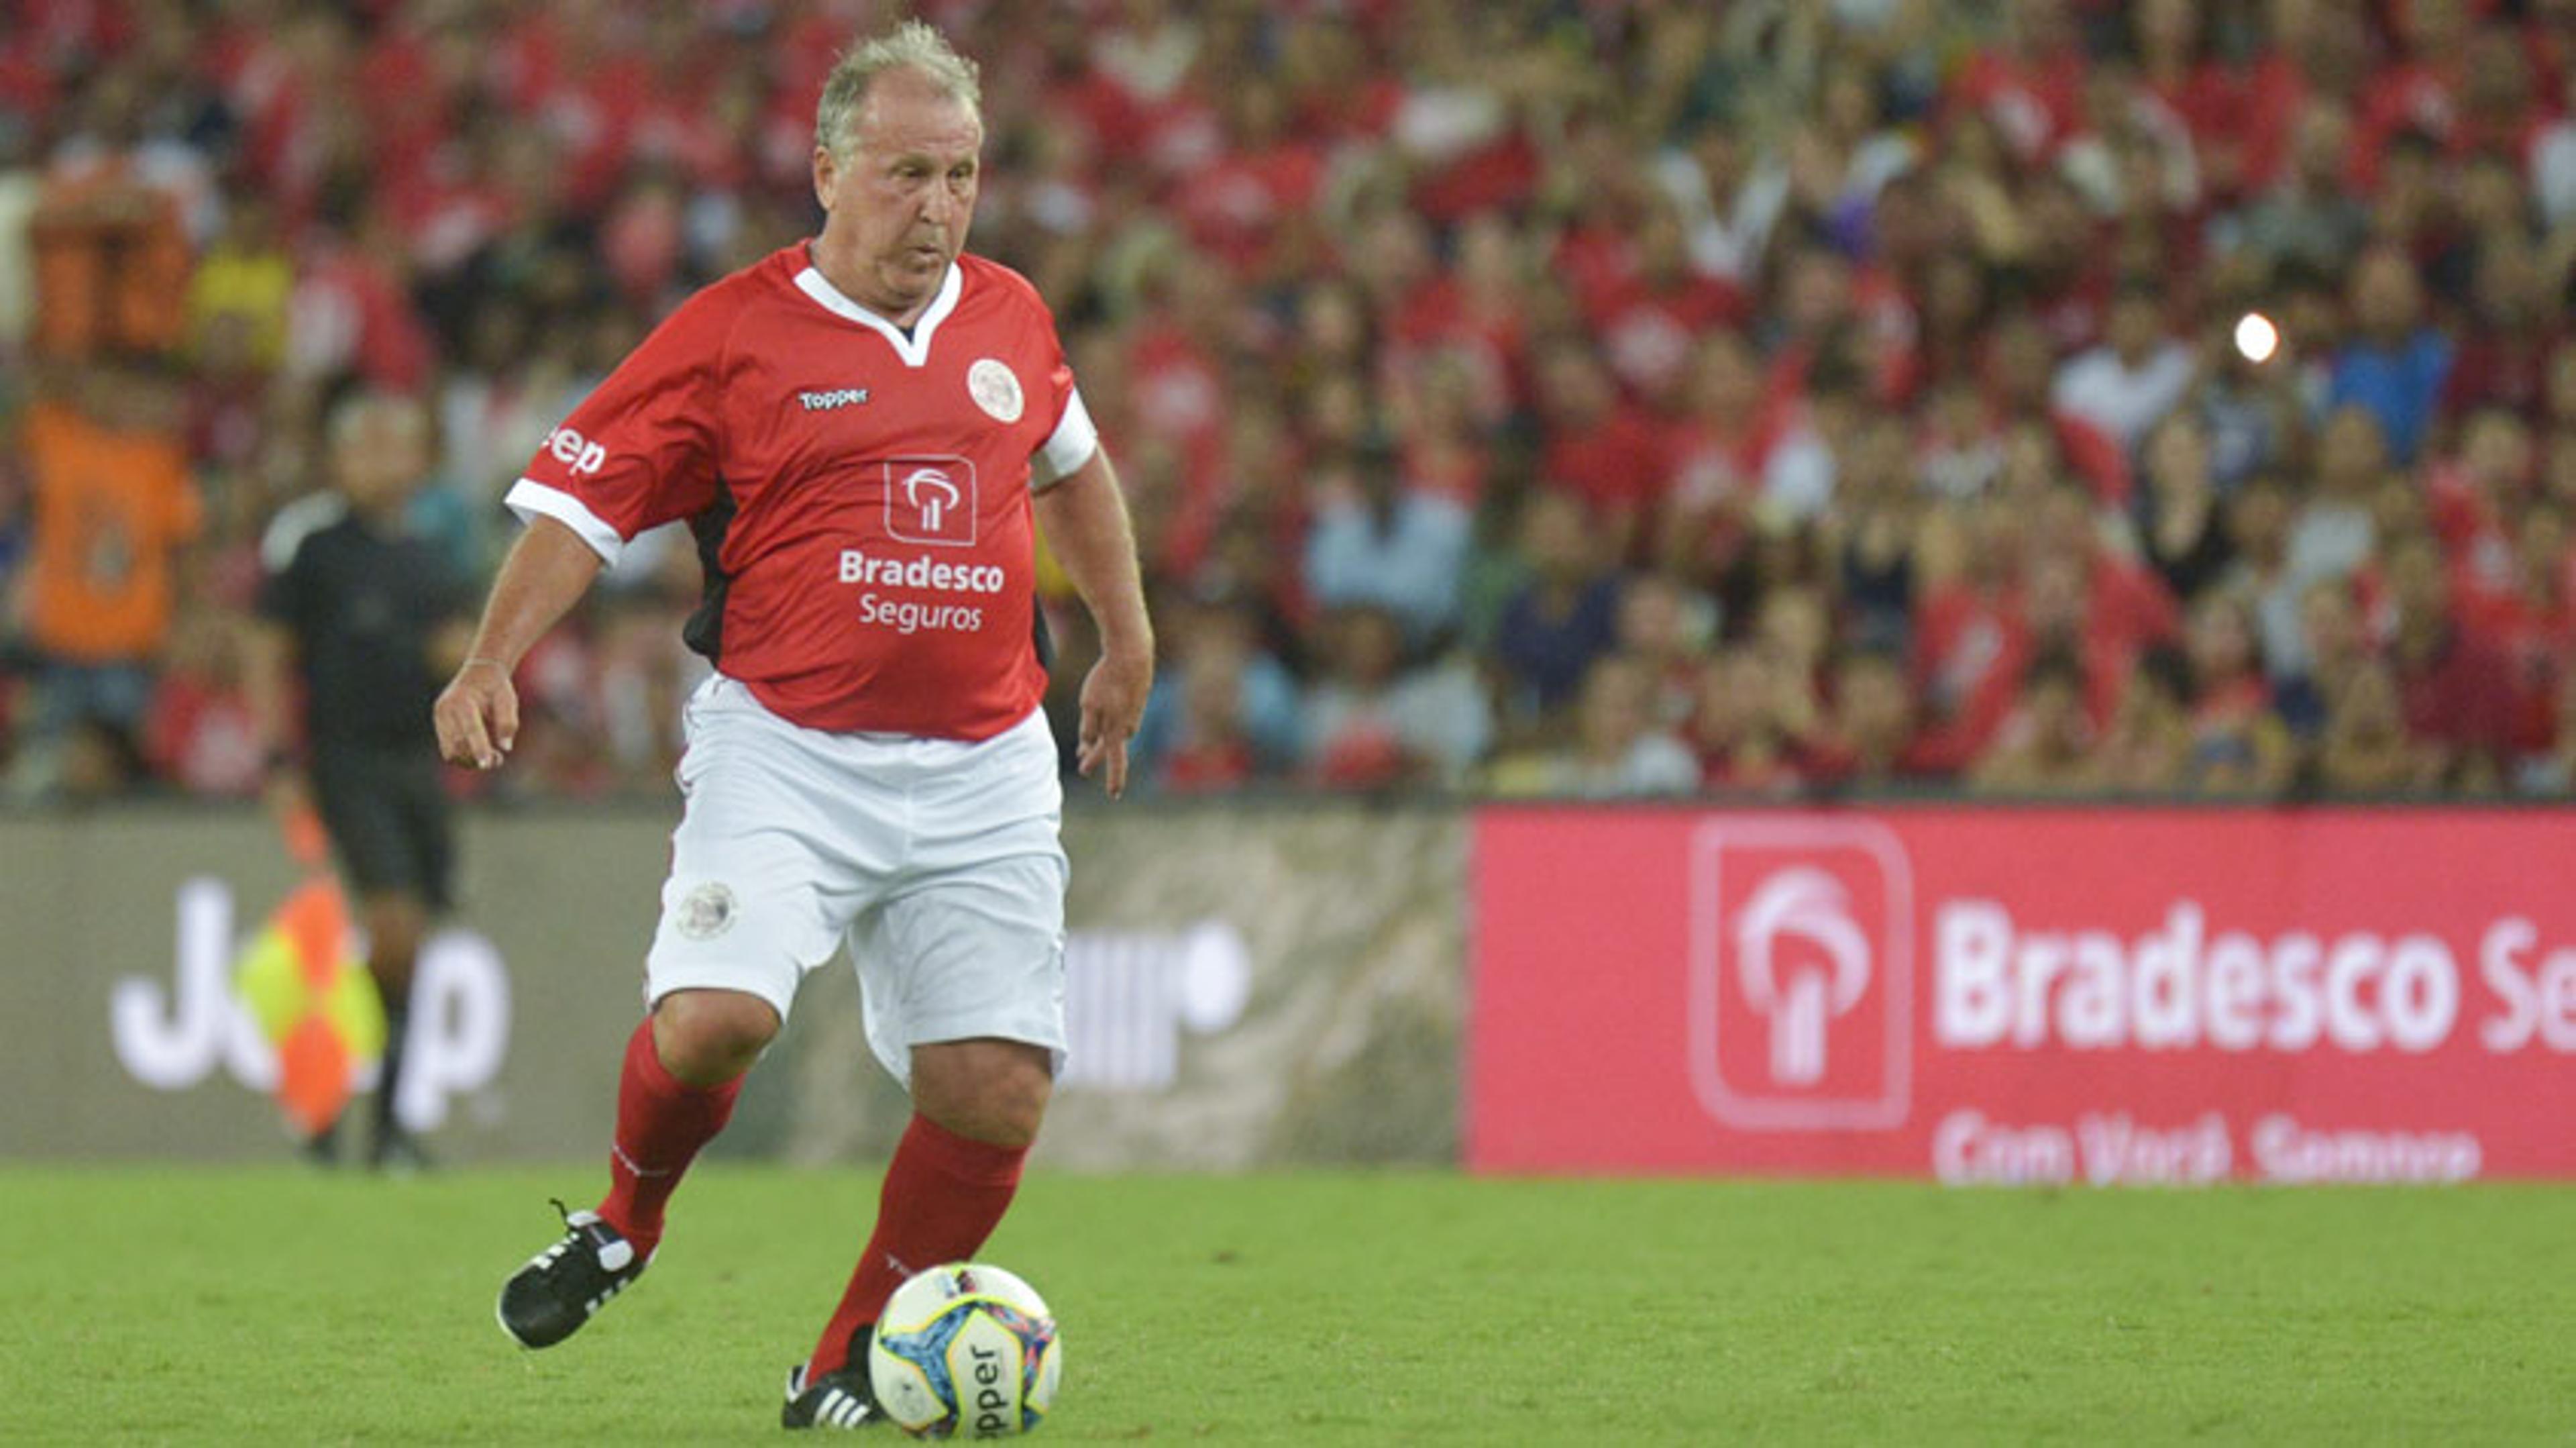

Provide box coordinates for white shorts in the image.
[645,674,1069,1085]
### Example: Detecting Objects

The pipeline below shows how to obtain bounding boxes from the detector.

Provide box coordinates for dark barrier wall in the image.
[0,804,1465,1167]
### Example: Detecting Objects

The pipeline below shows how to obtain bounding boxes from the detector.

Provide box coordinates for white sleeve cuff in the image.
[505,478,625,564]
[1030,387,1099,490]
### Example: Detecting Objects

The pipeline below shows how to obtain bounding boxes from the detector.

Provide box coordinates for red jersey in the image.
[508,246,1099,740]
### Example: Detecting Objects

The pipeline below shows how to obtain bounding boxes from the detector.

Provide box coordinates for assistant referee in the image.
[248,391,472,1171]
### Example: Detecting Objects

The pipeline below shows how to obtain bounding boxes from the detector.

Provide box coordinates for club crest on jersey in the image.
[674,882,738,940]
[884,455,979,547]
[967,358,1024,424]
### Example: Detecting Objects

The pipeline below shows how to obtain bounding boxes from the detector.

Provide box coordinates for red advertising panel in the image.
[1468,807,2576,1182]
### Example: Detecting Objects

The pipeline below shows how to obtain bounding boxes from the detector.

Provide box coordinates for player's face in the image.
[332,407,427,514]
[814,70,982,318]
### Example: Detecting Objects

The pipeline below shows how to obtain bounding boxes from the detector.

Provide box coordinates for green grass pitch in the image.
[5,1167,2571,1443]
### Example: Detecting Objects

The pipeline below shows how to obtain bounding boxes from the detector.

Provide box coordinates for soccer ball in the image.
[868,1263,1063,1437]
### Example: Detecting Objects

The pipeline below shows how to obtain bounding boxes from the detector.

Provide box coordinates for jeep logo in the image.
[543,425,607,476]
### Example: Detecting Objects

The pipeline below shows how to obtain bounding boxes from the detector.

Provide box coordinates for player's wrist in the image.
[1095,633,1154,666]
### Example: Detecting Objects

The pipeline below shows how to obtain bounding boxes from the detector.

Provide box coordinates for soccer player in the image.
[432,22,1152,1431]
[249,391,469,1171]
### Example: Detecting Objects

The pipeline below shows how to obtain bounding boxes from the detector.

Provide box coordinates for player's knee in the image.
[651,988,780,1087]
[913,1040,1053,1148]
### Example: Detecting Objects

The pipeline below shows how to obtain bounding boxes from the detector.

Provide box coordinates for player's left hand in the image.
[1076,648,1152,799]
[434,657,519,770]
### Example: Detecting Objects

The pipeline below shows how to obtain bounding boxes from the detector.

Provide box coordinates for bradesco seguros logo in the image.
[1689,821,1912,1130]
[884,455,979,547]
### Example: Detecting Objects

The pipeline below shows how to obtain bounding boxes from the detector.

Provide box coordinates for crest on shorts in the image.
[674,882,739,941]
[967,358,1024,424]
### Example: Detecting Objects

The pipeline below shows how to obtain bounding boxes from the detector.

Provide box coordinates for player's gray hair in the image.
[815,19,983,160]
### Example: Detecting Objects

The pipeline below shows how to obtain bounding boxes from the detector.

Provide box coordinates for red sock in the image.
[596,1017,741,1260]
[807,1113,1028,1378]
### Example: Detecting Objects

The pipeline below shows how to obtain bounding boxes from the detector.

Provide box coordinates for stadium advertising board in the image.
[1,805,1464,1167]
[1469,807,2576,1182]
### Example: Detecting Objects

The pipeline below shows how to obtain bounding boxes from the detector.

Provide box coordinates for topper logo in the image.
[799,387,870,411]
[883,455,977,546]
[1690,820,1913,1130]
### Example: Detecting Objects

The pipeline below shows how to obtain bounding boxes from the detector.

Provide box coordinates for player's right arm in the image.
[433,519,602,770]
[433,285,732,770]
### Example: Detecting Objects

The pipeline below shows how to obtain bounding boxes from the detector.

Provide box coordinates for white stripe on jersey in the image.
[506,478,627,564]
[1031,388,1099,491]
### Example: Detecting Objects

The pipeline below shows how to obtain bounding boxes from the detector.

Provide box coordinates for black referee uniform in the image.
[258,493,468,1161]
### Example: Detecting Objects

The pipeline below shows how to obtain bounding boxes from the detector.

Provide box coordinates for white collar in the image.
[792,258,964,369]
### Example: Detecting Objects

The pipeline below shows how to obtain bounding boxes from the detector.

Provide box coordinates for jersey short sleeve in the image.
[252,532,303,628]
[254,492,337,629]
[505,291,733,563]
[1028,315,1098,490]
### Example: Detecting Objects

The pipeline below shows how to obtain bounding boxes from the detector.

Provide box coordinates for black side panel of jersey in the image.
[681,480,739,663]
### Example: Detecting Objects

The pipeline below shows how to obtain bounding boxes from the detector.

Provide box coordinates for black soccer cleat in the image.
[299,1119,342,1170]
[495,1198,648,1349]
[781,1327,879,1431]
[369,1129,434,1176]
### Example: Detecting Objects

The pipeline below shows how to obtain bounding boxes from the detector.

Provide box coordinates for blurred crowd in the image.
[7,0,2576,803]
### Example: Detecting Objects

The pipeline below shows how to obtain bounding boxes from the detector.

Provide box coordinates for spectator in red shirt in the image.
[2513,645,2576,795]
[1805,645,1972,791]
[1301,605,1489,790]
[1658,330,1790,579]
[2019,541,2134,730]
[1987,309,2132,503]
[1531,339,1670,556]
[2384,532,2515,791]
[2476,498,2575,759]
[1688,643,1808,798]
[1968,645,2099,796]
[1904,245,1998,398]
[1175,73,1324,281]
[2429,406,2536,623]
[1159,643,1258,794]
[1590,197,1747,410]
[2440,231,2556,421]
[1945,0,2090,166]
[1910,500,2026,756]
[144,606,265,797]
[2088,643,2196,796]
[2315,656,2447,796]
[2353,0,2487,187]
[2180,586,2298,796]
[2133,0,2304,199]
